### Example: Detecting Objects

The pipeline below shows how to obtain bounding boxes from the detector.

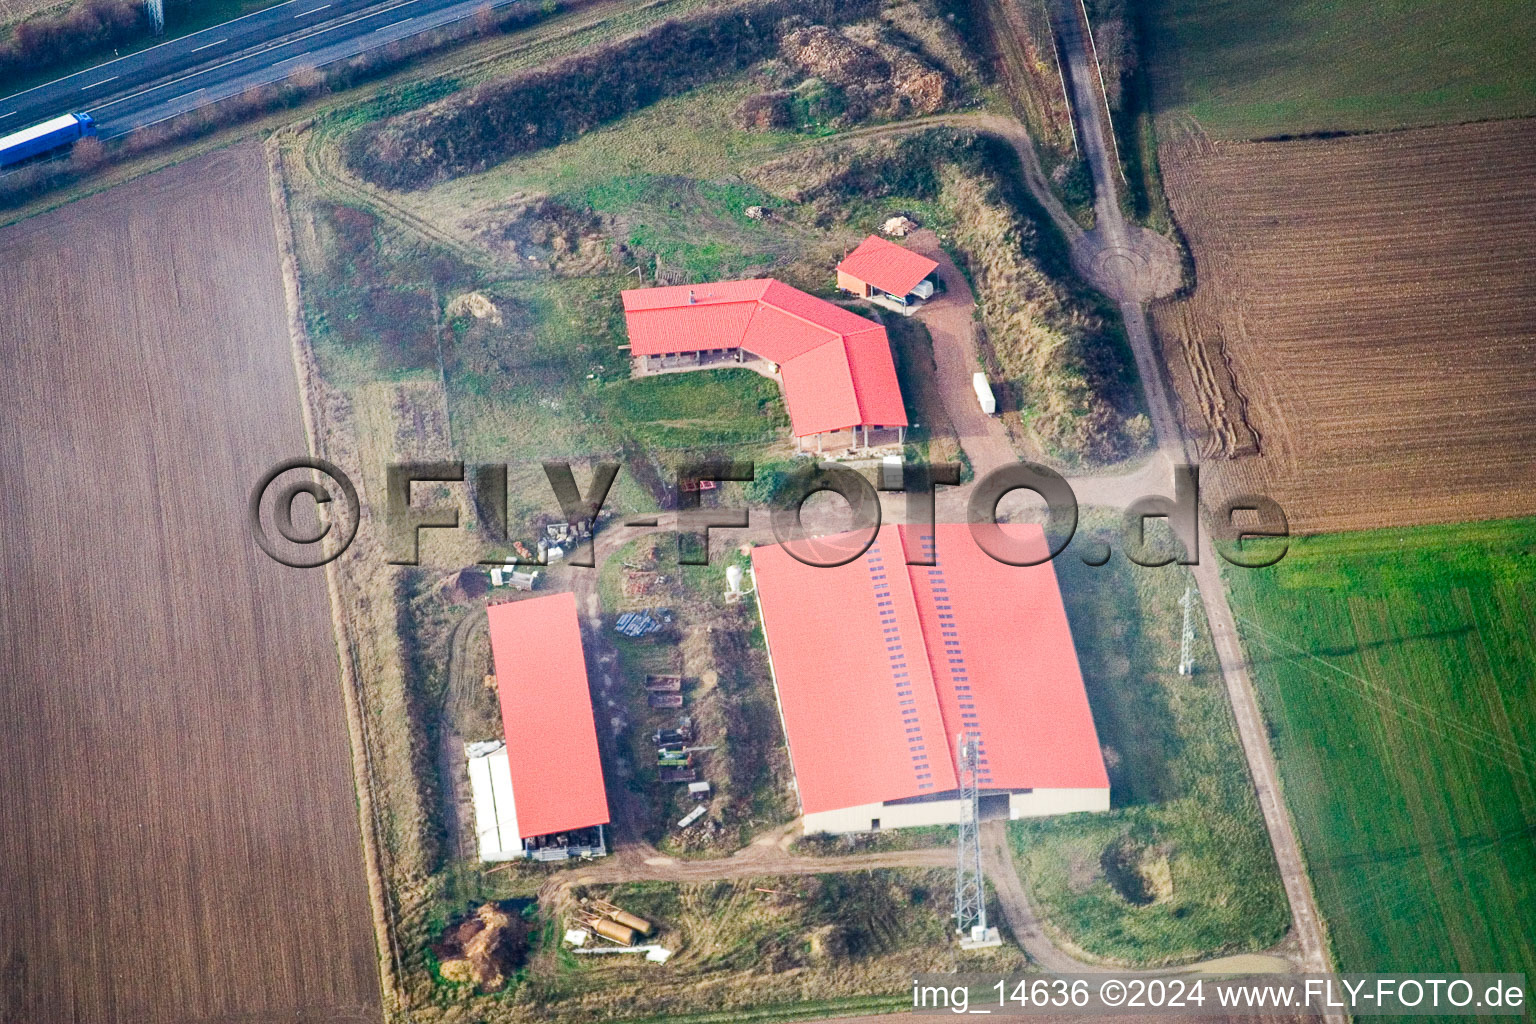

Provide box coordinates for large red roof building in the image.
[621,279,908,449]
[469,592,610,860]
[751,523,1109,834]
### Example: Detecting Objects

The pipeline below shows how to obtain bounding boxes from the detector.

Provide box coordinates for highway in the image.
[0,0,519,139]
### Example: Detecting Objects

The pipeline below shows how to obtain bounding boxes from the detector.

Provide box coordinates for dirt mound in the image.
[433,902,530,991]
[444,291,503,326]
[434,566,489,603]
[779,24,889,86]
[1101,836,1174,906]
[773,23,950,124]
[471,196,616,275]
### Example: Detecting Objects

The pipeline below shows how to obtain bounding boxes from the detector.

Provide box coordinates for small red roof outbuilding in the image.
[837,235,939,299]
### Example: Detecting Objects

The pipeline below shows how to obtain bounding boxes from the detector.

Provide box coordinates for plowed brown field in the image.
[0,146,380,1024]
[1152,118,1536,533]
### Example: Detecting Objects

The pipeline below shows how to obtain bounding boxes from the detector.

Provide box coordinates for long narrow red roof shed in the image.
[487,593,610,838]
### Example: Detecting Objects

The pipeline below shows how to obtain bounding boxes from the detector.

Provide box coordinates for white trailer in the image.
[973,372,997,416]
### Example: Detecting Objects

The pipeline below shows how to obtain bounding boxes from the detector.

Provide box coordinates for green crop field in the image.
[1226,519,1536,979]
[1142,0,1536,139]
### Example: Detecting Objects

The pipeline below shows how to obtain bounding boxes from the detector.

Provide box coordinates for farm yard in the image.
[0,146,380,1024]
[418,871,1023,1024]
[1150,117,1536,534]
[5,0,1534,1016]
[293,0,1149,469]
[1142,0,1536,138]
[1226,519,1536,982]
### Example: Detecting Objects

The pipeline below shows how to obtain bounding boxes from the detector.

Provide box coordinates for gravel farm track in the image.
[0,145,380,1024]
[1152,117,1536,534]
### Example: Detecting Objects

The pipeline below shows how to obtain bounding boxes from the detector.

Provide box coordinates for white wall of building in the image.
[466,741,522,861]
[1009,787,1109,818]
[803,787,1109,836]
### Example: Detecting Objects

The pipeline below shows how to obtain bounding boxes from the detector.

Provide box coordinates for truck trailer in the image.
[0,113,97,168]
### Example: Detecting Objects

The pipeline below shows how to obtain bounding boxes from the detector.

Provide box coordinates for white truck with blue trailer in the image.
[0,112,97,168]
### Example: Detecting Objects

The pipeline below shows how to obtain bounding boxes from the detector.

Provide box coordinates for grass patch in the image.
[1226,519,1536,978]
[1143,0,1536,139]
[1007,516,1289,966]
[413,76,803,213]
[595,370,786,451]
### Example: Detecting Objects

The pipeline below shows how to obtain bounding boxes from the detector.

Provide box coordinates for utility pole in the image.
[1178,585,1197,676]
[955,732,1000,947]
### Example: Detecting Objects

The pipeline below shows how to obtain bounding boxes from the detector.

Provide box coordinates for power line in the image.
[1231,616,1534,785]
[1234,612,1534,766]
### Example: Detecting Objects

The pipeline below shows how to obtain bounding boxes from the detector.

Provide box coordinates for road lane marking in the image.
[189,37,227,51]
[376,16,410,29]
[0,111,14,119]
[295,3,331,14]
[81,76,119,90]
[74,0,471,116]
[6,0,320,105]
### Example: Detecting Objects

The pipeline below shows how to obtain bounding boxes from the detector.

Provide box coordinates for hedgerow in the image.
[343,0,880,190]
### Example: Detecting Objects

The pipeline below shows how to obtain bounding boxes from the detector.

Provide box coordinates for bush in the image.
[1,0,144,78]
[344,0,880,189]
[732,90,793,131]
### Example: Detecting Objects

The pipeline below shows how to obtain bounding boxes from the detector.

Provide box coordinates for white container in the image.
[973,372,996,415]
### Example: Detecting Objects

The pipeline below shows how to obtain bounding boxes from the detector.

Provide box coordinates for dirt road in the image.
[1039,0,1339,991]
[907,229,1020,474]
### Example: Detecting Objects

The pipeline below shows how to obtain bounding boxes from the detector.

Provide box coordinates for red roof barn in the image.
[621,279,908,449]
[751,523,1109,834]
[837,235,939,314]
[479,593,610,858]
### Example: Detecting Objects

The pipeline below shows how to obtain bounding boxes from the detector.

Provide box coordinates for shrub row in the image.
[0,2,545,212]
[1,0,146,81]
[343,0,880,190]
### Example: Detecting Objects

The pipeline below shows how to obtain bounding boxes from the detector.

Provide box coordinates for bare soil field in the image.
[1152,117,1536,533]
[0,145,380,1024]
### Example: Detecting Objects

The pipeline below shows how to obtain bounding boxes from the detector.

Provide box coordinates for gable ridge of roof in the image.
[760,280,881,339]
[894,542,958,754]
[621,279,771,310]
